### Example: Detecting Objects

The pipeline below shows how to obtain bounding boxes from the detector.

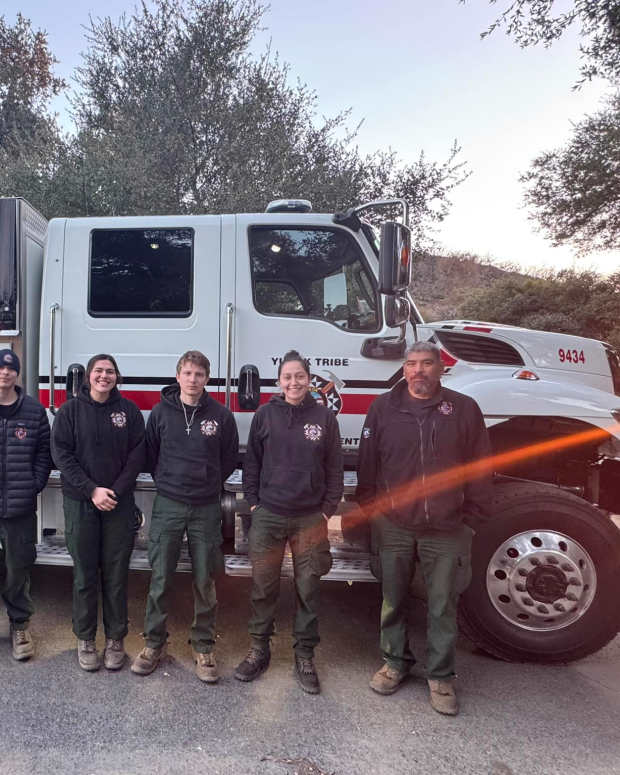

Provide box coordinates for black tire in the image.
[459,479,620,663]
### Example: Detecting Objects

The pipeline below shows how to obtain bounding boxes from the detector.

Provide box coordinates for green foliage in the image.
[0,14,67,206]
[460,268,620,348]
[0,0,466,249]
[468,1,620,254]
[0,13,65,143]
[474,0,620,85]
[521,92,620,252]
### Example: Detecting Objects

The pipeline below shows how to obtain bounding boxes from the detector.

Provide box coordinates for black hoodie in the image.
[51,383,145,501]
[146,384,239,505]
[243,393,343,517]
[356,381,492,531]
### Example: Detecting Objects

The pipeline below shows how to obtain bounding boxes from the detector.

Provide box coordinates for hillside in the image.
[412,253,525,322]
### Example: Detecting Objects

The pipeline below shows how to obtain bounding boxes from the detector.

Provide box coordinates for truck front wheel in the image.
[459,480,620,663]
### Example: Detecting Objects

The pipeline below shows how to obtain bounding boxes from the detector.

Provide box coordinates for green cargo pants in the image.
[143,495,224,653]
[0,512,37,627]
[248,507,332,658]
[63,494,136,641]
[371,514,473,679]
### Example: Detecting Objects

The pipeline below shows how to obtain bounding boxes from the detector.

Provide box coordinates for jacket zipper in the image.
[417,418,430,524]
[1,419,6,517]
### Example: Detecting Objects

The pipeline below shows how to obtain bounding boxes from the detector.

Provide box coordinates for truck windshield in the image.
[605,345,620,396]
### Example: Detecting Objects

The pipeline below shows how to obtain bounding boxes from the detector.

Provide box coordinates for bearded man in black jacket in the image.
[0,349,51,661]
[356,342,492,715]
[131,350,238,683]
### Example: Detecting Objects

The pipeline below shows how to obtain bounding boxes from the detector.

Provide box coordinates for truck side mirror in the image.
[238,364,260,410]
[385,296,410,328]
[378,221,412,295]
[66,363,85,400]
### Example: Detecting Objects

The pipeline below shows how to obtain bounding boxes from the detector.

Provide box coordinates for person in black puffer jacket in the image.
[51,354,145,672]
[234,350,343,695]
[0,349,51,661]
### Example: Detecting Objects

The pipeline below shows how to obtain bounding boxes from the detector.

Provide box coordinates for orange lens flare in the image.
[253,421,619,567]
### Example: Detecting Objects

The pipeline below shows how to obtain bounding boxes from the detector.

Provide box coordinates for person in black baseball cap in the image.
[0,347,51,661]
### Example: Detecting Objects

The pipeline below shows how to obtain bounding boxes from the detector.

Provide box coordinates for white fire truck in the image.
[2,195,620,664]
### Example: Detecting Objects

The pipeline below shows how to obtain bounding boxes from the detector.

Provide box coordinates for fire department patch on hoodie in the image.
[110,411,127,428]
[200,419,218,437]
[304,423,322,442]
[438,401,454,416]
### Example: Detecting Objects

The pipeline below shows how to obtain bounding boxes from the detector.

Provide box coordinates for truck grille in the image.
[434,330,524,366]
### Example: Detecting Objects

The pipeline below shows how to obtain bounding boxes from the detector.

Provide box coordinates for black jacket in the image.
[0,387,51,519]
[146,385,239,505]
[244,393,343,517]
[51,384,145,501]
[356,381,492,531]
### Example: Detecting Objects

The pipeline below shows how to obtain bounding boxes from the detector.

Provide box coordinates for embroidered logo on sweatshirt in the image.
[304,423,322,442]
[362,426,371,439]
[110,411,127,428]
[14,426,27,440]
[200,419,218,437]
[437,401,454,416]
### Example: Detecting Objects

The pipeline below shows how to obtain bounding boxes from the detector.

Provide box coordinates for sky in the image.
[4,0,619,276]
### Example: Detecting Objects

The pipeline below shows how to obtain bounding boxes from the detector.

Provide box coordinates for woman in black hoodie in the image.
[51,354,145,672]
[235,350,343,694]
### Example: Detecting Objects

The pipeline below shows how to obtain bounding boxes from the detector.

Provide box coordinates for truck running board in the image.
[35,543,377,583]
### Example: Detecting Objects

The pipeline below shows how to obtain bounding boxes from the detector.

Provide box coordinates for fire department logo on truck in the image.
[309,371,344,415]
[110,411,127,428]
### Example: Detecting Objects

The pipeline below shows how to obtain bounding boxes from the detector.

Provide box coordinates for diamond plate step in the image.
[35,543,376,583]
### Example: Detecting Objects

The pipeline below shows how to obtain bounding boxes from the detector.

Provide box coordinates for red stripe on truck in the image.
[40,389,378,415]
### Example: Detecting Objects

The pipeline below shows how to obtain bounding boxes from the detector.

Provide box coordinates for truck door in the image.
[59,216,222,411]
[232,216,405,447]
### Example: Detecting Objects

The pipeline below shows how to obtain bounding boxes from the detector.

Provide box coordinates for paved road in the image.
[1,565,619,775]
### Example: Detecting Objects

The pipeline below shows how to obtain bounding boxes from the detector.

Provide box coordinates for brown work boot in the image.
[369,663,408,695]
[77,639,101,672]
[428,679,458,715]
[103,638,126,671]
[131,645,165,676]
[11,626,34,661]
[192,649,219,683]
[294,654,320,694]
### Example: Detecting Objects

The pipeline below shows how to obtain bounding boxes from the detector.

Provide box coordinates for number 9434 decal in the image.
[558,348,585,365]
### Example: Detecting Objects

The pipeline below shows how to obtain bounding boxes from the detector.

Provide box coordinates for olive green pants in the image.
[0,512,37,627]
[248,507,332,658]
[371,514,473,679]
[64,495,135,641]
[143,495,224,653]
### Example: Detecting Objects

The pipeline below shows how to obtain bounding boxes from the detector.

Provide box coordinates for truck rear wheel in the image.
[459,480,620,663]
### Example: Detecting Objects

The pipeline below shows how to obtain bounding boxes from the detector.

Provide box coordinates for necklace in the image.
[182,402,198,436]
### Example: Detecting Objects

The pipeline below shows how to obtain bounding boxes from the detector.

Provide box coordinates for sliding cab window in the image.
[88,228,193,317]
[249,227,379,332]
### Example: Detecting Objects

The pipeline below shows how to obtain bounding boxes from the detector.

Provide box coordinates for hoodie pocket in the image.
[266,467,315,504]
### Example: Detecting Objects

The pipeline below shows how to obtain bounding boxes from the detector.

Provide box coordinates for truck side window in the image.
[248,227,379,332]
[89,228,193,317]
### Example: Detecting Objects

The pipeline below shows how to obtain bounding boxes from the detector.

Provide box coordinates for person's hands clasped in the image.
[91,486,118,511]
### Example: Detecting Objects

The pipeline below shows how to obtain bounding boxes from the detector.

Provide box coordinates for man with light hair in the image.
[131,350,238,682]
[357,341,491,715]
